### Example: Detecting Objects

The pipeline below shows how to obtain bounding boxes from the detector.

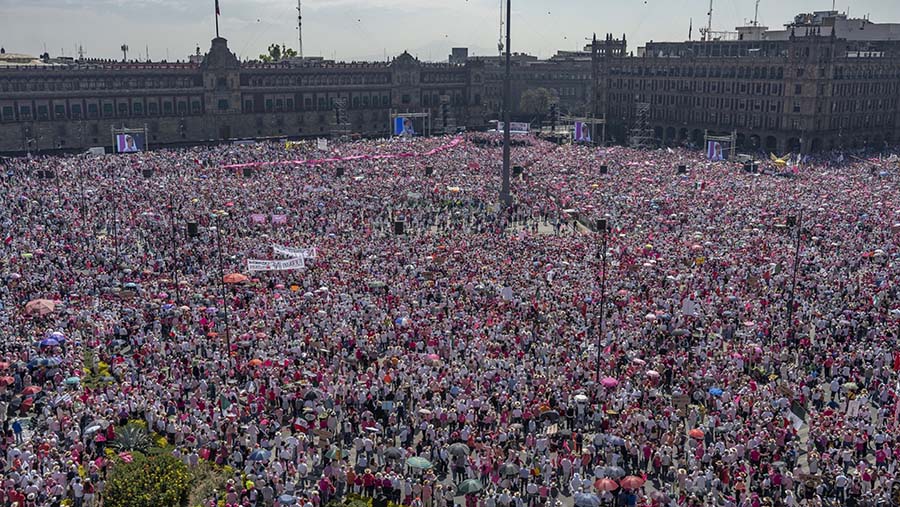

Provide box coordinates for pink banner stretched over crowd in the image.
[222,137,464,170]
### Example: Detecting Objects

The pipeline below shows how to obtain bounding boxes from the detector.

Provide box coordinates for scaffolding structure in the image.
[332,98,351,138]
[628,102,656,149]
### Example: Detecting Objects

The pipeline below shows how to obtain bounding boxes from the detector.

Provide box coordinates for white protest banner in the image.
[247,256,306,273]
[317,138,328,151]
[272,244,318,259]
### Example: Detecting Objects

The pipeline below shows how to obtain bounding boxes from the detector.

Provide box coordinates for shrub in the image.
[113,423,152,453]
[104,453,192,507]
[187,462,230,507]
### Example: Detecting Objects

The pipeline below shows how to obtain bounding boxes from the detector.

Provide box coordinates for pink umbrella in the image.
[601,377,619,388]
[646,370,660,379]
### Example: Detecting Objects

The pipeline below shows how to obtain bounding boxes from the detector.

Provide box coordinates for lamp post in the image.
[595,218,609,383]
[213,214,231,349]
[499,0,512,208]
[169,195,182,304]
[786,212,803,343]
[113,202,119,266]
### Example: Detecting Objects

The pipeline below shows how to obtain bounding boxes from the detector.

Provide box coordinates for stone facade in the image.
[593,13,900,153]
[475,52,594,119]
[0,38,487,153]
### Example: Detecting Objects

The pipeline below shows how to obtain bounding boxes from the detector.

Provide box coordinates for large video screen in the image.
[393,117,424,137]
[116,133,146,153]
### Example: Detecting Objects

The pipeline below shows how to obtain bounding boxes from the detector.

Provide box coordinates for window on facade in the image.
[794,84,802,95]
[286,99,294,111]
[402,94,410,104]
[265,99,274,112]
[87,104,99,117]
[54,105,66,119]
[148,103,158,115]
[793,103,801,113]
[163,102,173,114]
[192,101,201,114]
[36,105,49,120]
[103,104,114,116]
[2,106,14,120]
[218,100,229,110]
[133,103,143,116]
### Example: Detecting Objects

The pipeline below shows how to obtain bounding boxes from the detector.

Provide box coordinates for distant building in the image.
[449,48,469,65]
[0,38,487,152]
[594,11,900,152]
[469,49,595,119]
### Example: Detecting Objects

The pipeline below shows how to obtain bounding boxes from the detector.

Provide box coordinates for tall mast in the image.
[297,0,303,58]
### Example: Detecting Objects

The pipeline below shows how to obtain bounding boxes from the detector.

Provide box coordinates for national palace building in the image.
[1,10,899,154]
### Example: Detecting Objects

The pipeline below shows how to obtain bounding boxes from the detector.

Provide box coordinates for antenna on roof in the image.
[753,0,760,26]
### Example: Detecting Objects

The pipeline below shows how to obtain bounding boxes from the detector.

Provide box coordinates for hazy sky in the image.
[0,0,897,62]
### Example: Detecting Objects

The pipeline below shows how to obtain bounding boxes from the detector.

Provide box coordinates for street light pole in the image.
[786,212,803,342]
[169,196,182,304]
[500,0,512,208]
[113,202,119,266]
[595,219,609,383]
[214,215,231,349]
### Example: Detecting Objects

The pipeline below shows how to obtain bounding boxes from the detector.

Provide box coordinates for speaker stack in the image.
[677,165,687,175]
[425,166,434,176]
[393,220,405,235]
[142,168,153,178]
[600,165,608,175]
[187,222,199,238]
[242,167,253,178]
[513,165,524,177]
[336,167,345,177]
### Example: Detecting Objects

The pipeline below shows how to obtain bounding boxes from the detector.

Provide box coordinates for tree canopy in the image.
[258,43,298,63]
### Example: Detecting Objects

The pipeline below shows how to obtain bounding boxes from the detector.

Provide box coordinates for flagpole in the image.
[215,0,220,38]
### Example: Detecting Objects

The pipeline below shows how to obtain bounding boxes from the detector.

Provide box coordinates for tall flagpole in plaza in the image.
[500,0,512,208]
[215,0,221,38]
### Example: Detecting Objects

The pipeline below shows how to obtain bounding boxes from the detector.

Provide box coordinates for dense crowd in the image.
[0,135,899,507]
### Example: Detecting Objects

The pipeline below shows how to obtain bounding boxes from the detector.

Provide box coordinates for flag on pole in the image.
[215,0,220,15]
[689,18,693,40]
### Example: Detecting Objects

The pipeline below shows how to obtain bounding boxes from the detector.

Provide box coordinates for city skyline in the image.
[1,0,898,63]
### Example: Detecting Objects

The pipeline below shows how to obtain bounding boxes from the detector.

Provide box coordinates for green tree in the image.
[518,87,559,117]
[259,43,298,62]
